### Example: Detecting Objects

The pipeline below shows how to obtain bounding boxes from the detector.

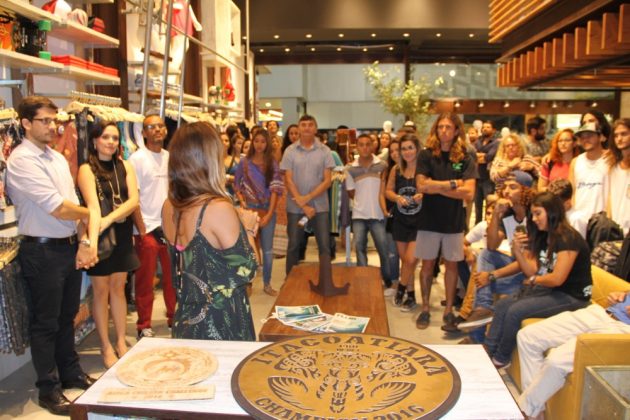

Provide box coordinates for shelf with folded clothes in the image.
[129,88,205,105]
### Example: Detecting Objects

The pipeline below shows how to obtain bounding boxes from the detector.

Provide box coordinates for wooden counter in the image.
[258,264,389,341]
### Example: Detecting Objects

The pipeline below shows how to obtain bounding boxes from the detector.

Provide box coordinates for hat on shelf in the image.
[575,122,601,137]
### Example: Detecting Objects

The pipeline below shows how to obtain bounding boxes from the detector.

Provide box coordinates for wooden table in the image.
[70,338,523,419]
[258,264,389,341]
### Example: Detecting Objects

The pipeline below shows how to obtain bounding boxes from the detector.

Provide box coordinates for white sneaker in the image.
[137,328,155,340]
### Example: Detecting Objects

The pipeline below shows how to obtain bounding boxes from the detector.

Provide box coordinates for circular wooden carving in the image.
[232,333,461,419]
[116,347,218,387]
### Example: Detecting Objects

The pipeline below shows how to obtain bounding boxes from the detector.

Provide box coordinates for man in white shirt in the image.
[129,114,175,339]
[569,122,609,218]
[7,96,97,415]
[345,134,392,289]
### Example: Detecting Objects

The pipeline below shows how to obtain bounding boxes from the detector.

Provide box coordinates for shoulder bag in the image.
[95,176,117,260]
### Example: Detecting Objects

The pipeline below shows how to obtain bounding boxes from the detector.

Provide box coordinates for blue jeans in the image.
[352,219,392,283]
[286,212,330,276]
[259,213,276,285]
[470,249,526,343]
[484,288,589,364]
[386,231,400,284]
[475,250,525,309]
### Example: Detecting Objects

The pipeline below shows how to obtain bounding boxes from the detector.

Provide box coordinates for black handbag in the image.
[95,176,117,260]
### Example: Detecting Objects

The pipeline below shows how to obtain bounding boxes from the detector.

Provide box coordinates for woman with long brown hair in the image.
[162,122,257,341]
[385,134,423,311]
[77,121,139,367]
[234,129,284,296]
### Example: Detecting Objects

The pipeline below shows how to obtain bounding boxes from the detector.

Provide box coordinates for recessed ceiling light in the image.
[371,33,376,37]
[265,102,271,107]
[338,33,344,38]
[436,33,442,38]
[468,33,474,38]
[336,47,342,51]
[284,47,290,52]
[305,34,312,38]
[449,70,456,77]
[273,34,279,39]
[259,48,264,53]
[363,48,368,52]
[310,47,316,51]
[403,33,410,37]
[388,46,394,51]
[242,36,247,40]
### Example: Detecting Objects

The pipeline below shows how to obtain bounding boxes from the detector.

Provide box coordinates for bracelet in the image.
[528,275,536,286]
[488,272,497,284]
[449,179,457,190]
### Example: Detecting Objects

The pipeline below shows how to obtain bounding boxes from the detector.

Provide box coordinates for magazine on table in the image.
[275,305,323,321]
[273,306,370,334]
[325,312,370,333]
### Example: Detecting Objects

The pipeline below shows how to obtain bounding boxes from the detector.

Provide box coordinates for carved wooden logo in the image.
[116,347,218,388]
[232,334,460,419]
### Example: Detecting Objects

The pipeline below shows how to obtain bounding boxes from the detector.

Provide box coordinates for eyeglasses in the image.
[144,123,165,130]
[32,117,56,126]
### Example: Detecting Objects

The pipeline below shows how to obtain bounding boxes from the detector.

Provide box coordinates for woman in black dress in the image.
[77,121,140,368]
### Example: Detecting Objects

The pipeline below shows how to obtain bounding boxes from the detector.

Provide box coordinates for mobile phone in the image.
[515,225,526,234]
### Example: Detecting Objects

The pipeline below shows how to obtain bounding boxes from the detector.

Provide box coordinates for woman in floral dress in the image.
[162,122,257,341]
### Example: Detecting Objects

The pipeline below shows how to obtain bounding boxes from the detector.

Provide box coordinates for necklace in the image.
[108,162,126,223]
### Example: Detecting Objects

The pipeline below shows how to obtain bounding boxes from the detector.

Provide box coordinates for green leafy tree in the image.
[363,61,434,133]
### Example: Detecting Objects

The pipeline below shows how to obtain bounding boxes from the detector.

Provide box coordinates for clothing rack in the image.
[0,108,17,120]
[69,90,122,108]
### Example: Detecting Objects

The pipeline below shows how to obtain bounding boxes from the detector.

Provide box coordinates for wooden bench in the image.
[258,264,389,341]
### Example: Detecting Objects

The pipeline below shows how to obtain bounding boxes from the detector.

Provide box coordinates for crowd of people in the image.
[5,95,629,418]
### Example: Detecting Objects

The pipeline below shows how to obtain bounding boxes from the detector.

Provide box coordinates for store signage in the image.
[232,333,460,419]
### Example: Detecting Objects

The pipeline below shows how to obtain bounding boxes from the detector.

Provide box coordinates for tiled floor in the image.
[0,239,517,419]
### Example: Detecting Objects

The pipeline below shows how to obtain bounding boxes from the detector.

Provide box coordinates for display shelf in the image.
[60,65,120,84]
[3,0,118,48]
[131,89,205,104]
[23,63,120,85]
[52,21,119,48]
[0,49,64,71]
[2,0,58,23]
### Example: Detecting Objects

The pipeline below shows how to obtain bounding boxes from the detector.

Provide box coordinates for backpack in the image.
[590,240,623,274]
[586,212,624,251]
[614,233,630,281]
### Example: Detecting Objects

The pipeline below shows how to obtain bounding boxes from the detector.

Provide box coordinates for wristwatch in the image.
[79,238,91,247]
[488,272,497,284]
[449,179,457,190]
[528,275,536,286]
